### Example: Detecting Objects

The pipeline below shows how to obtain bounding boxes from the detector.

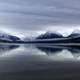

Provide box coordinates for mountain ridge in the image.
[0,31,21,42]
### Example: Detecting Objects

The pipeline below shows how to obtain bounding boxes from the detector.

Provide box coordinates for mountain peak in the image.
[36,31,63,39]
[45,31,60,34]
[72,29,80,34]
[68,29,80,37]
[0,31,21,41]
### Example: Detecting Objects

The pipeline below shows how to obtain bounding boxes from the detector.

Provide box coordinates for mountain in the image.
[68,29,80,38]
[0,31,21,42]
[36,31,63,39]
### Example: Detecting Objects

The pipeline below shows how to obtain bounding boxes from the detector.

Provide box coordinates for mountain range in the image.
[36,30,80,39]
[0,31,21,43]
[1,29,80,44]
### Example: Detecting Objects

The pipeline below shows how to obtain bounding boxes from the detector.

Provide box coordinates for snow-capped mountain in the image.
[0,31,21,41]
[68,29,80,37]
[36,31,63,39]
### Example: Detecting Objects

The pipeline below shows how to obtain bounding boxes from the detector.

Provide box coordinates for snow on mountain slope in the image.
[36,31,63,39]
[68,29,80,37]
[0,31,20,41]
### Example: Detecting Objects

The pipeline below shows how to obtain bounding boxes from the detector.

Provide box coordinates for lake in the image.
[0,44,80,80]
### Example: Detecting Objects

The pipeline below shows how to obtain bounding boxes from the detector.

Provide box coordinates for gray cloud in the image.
[0,0,80,37]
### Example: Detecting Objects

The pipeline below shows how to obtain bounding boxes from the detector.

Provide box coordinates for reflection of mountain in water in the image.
[36,46,63,54]
[0,44,19,53]
[68,47,80,54]
[36,45,80,58]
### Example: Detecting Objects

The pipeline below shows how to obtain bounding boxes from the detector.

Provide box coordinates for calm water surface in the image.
[0,44,80,80]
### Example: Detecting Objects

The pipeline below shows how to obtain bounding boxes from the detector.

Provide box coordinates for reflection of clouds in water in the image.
[56,50,73,58]
[47,50,74,61]
[0,44,80,61]
[0,44,19,57]
[36,45,80,61]
[1,44,80,73]
[0,44,46,58]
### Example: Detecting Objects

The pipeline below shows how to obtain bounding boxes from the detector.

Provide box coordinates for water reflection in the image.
[0,44,19,54]
[36,45,63,54]
[36,45,80,59]
[0,44,80,80]
[36,45,80,53]
[0,44,80,60]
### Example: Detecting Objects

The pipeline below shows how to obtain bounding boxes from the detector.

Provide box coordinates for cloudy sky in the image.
[0,0,80,37]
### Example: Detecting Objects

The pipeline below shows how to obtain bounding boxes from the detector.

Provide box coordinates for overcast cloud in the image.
[0,0,80,37]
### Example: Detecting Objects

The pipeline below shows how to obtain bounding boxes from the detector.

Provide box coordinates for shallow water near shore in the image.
[0,44,80,80]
